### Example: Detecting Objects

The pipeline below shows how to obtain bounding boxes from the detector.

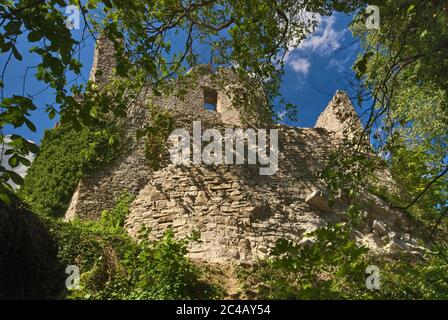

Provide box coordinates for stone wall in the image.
[65,60,270,220]
[64,41,425,262]
[65,85,153,221]
[124,123,422,263]
[315,90,364,139]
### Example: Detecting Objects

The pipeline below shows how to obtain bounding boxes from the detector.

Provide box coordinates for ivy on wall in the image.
[19,121,120,217]
[137,104,175,170]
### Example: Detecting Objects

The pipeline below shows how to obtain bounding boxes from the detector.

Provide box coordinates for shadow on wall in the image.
[0,196,65,299]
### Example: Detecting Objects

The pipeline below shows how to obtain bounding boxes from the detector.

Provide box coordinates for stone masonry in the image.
[65,39,425,263]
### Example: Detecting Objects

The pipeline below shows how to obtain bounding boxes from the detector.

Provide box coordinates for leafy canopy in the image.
[0,0,364,200]
[351,0,447,227]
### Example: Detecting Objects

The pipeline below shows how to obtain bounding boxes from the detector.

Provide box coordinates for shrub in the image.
[239,224,371,299]
[48,194,222,300]
[239,224,448,300]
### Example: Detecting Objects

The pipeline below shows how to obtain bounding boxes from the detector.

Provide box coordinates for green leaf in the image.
[8,155,20,168]
[1,42,12,53]
[12,46,22,61]
[28,30,43,42]
[25,141,39,154]
[49,108,56,119]
[0,193,11,206]
[8,171,24,185]
[354,52,374,78]
[25,118,36,132]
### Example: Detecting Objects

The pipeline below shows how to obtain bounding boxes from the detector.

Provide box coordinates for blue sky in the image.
[2,24,95,143]
[3,12,360,144]
[281,13,360,127]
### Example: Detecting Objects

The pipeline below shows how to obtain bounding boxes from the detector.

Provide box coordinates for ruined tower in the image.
[64,40,423,263]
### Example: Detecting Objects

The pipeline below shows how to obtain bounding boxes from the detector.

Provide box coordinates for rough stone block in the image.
[305,189,330,212]
[195,191,208,205]
[150,191,166,201]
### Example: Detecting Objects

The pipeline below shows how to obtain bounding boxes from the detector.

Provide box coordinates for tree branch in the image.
[395,166,448,210]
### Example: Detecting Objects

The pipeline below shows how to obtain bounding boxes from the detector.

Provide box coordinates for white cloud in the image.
[289,58,310,76]
[299,15,346,55]
[285,14,347,77]
[328,55,350,72]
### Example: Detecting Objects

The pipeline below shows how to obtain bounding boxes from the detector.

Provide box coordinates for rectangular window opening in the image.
[203,87,218,111]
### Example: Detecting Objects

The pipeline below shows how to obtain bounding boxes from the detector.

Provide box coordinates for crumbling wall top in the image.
[315,90,363,139]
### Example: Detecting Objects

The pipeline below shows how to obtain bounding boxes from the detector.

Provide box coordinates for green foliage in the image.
[351,0,448,219]
[137,104,175,170]
[377,251,448,299]
[48,194,222,300]
[19,122,120,217]
[0,0,366,202]
[123,229,218,300]
[100,193,134,232]
[239,224,371,299]
[388,134,447,225]
[239,224,448,300]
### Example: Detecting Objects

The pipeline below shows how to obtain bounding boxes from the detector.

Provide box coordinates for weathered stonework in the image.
[65,40,425,263]
[315,90,364,139]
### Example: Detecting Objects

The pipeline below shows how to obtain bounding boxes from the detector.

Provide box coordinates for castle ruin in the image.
[64,38,424,263]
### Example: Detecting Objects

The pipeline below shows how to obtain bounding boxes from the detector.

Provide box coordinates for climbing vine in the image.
[19,121,121,217]
[137,104,175,170]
